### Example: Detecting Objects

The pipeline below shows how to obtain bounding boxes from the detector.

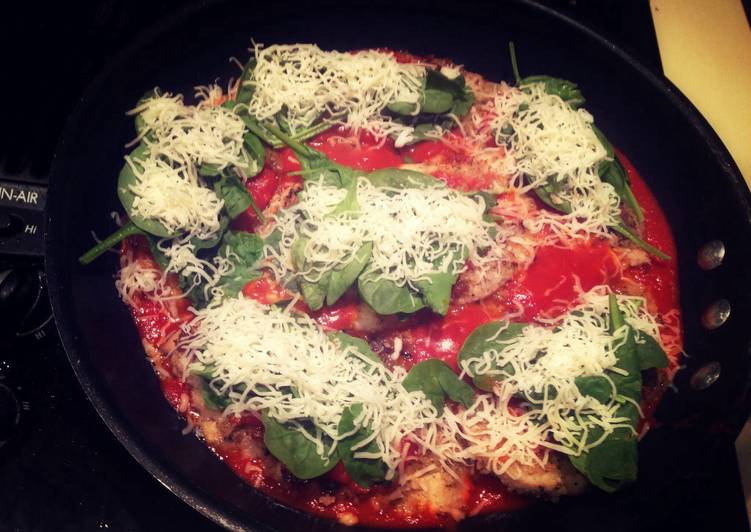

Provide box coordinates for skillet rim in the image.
[43,1,751,530]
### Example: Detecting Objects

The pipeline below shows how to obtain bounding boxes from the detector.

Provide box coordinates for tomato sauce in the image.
[308,126,403,171]
[121,120,681,527]
[503,240,621,322]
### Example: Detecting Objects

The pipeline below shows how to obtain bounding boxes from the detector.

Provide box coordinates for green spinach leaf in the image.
[634,331,669,370]
[402,359,474,413]
[364,168,442,189]
[262,412,337,479]
[213,172,253,219]
[216,230,264,297]
[568,294,643,492]
[326,242,373,306]
[575,375,613,404]
[116,142,176,238]
[337,404,388,488]
[456,321,528,391]
[357,270,426,315]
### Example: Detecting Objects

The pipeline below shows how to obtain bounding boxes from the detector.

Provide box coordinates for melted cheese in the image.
[246,44,427,147]
[265,176,497,289]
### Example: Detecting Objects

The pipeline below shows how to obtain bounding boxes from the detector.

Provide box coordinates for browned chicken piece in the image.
[397,458,471,521]
[452,258,518,305]
[257,177,302,236]
[453,240,537,305]
[350,302,400,334]
[498,453,587,498]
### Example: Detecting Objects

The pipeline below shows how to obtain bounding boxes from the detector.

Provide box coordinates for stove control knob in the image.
[0,213,23,237]
[0,266,50,339]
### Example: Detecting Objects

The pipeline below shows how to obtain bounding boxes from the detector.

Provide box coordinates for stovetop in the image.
[1,2,743,531]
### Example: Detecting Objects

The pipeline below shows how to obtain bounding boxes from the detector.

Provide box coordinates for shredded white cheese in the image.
[492,83,619,244]
[439,286,662,475]
[174,286,664,481]
[180,295,442,480]
[265,176,497,290]
[246,43,427,147]
[127,158,224,240]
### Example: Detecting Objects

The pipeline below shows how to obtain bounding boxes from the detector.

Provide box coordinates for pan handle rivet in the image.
[701,299,731,329]
[697,240,725,270]
[690,361,721,390]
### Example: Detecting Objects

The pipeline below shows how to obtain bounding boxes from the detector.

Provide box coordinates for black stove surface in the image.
[0,2,746,532]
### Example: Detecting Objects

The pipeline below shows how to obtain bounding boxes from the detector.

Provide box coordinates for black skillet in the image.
[44,1,751,531]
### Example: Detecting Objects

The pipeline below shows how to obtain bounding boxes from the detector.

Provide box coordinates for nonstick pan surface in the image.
[45,1,751,530]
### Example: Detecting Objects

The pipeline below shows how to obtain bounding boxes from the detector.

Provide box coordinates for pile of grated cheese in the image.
[174,286,662,481]
[127,158,224,240]
[180,295,442,480]
[265,176,497,290]
[245,43,428,147]
[130,92,251,172]
[437,286,661,476]
[492,83,620,244]
[123,90,257,300]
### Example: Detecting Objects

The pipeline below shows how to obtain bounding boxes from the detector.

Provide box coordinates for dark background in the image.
[0,2,746,531]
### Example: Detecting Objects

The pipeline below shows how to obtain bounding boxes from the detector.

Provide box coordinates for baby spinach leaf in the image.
[509,42,584,109]
[421,89,454,114]
[575,375,613,404]
[466,190,497,212]
[592,126,643,224]
[386,101,419,115]
[326,175,359,217]
[612,223,671,261]
[456,321,528,391]
[216,230,264,296]
[326,242,373,305]
[202,383,230,411]
[634,331,669,370]
[412,246,467,315]
[413,271,457,316]
[262,412,337,479]
[569,430,638,493]
[117,142,177,238]
[190,213,229,250]
[213,172,253,219]
[568,295,643,492]
[520,75,585,109]
[402,359,474,413]
[532,174,573,214]
[299,275,329,311]
[199,163,221,177]
[337,404,388,488]
[357,270,426,315]
[364,168,442,189]
[292,237,372,310]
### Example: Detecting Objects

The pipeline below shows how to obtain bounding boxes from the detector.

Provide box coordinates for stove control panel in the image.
[0,180,46,256]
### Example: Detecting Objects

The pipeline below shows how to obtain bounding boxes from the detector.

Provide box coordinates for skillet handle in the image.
[0,179,46,257]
